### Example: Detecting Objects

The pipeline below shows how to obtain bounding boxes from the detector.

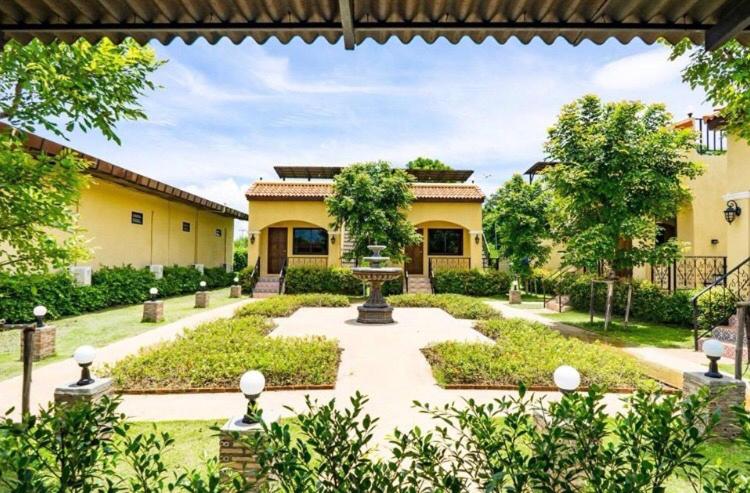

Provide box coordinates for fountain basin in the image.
[352,246,401,324]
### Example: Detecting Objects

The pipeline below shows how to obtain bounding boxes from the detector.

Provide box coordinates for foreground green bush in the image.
[432,268,511,296]
[424,318,647,388]
[236,294,350,318]
[108,315,339,390]
[0,265,236,323]
[387,293,500,319]
[284,266,403,296]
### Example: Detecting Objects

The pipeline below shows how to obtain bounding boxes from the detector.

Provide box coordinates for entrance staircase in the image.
[407,275,432,294]
[341,228,357,268]
[699,314,750,360]
[252,276,280,298]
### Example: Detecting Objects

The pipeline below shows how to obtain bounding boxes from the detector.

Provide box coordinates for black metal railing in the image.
[427,258,435,294]
[691,256,750,350]
[693,117,727,155]
[429,257,471,272]
[541,265,577,308]
[651,256,727,292]
[278,257,289,294]
[288,256,328,268]
[248,257,261,296]
[482,235,499,270]
[403,266,409,294]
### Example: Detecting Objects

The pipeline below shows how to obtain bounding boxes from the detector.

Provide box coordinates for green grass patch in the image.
[235,294,350,318]
[107,315,339,391]
[387,293,500,320]
[424,318,649,389]
[545,310,693,349]
[0,288,242,381]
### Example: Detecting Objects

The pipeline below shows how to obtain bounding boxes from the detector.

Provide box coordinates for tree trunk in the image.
[604,280,614,331]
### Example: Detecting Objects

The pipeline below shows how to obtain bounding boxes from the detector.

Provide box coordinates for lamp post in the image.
[195,281,210,308]
[73,345,96,386]
[149,287,159,301]
[33,305,47,327]
[553,365,581,395]
[240,370,265,424]
[702,339,724,378]
[199,280,207,290]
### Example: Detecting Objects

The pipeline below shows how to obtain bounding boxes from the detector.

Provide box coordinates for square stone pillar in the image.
[195,291,210,308]
[54,378,113,406]
[142,300,164,322]
[219,413,277,484]
[230,285,242,298]
[683,371,746,439]
[508,290,522,304]
[20,325,56,361]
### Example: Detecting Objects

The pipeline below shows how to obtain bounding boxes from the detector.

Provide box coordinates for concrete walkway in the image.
[485,300,708,388]
[0,298,255,419]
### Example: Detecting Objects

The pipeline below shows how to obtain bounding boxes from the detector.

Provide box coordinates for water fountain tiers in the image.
[352,245,401,324]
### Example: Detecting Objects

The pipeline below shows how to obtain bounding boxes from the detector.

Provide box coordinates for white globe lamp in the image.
[702,339,724,378]
[33,305,48,327]
[73,345,96,386]
[199,280,207,290]
[240,370,266,424]
[553,365,581,394]
[149,287,159,301]
[233,276,239,284]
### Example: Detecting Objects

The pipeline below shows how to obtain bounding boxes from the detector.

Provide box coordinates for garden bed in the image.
[423,318,653,390]
[387,294,500,320]
[235,293,350,318]
[107,315,340,391]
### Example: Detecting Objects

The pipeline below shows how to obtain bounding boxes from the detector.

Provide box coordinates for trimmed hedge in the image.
[432,269,512,297]
[284,266,403,297]
[556,274,694,327]
[387,293,500,320]
[0,265,235,323]
[108,315,339,390]
[235,294,350,318]
[425,318,650,389]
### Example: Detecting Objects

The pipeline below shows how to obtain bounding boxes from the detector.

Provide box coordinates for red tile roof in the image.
[246,181,484,202]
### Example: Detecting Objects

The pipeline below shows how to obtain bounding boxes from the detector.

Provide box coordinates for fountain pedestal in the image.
[352,245,401,324]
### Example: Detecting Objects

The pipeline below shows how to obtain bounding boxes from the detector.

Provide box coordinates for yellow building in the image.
[244,166,485,294]
[22,130,247,274]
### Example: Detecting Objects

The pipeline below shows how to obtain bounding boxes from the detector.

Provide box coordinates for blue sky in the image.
[42,38,712,226]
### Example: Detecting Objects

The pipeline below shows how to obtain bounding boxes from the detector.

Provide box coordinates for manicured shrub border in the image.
[235,293,350,318]
[284,266,403,296]
[0,265,235,323]
[432,268,511,297]
[387,293,500,319]
[424,318,654,390]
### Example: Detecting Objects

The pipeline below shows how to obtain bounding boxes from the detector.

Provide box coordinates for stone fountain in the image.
[352,245,401,324]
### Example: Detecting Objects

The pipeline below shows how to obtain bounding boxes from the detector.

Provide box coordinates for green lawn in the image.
[0,288,243,381]
[545,310,694,349]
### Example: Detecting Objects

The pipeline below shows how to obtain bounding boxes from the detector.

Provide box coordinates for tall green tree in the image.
[0,39,162,273]
[483,174,550,278]
[405,157,452,170]
[543,95,701,277]
[670,39,750,141]
[326,162,421,261]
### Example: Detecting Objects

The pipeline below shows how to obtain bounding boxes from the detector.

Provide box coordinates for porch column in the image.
[723,192,750,268]
[247,230,261,271]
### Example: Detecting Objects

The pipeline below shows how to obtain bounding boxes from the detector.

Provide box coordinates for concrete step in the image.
[258,276,279,283]
[712,324,741,343]
[544,295,572,313]
[252,291,278,299]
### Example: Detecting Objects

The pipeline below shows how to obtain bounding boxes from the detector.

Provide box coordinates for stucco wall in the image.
[74,179,234,270]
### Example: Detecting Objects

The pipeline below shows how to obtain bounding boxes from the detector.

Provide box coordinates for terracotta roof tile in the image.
[246,181,484,202]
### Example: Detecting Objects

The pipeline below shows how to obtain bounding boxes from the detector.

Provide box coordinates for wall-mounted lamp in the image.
[711,239,720,245]
[249,233,256,245]
[331,235,336,245]
[474,233,481,245]
[724,200,741,224]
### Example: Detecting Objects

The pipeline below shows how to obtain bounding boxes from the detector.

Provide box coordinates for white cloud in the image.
[592,47,688,91]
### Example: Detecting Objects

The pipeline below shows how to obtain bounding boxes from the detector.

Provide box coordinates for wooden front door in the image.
[267,228,288,274]
[405,229,424,275]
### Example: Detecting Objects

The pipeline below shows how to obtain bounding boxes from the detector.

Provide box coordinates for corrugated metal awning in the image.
[1,1,749,50]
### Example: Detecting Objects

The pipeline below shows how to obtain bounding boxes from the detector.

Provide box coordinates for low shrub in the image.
[432,268,511,296]
[696,289,738,331]
[107,315,340,390]
[426,318,649,389]
[284,266,403,296]
[202,266,235,289]
[557,273,694,327]
[155,266,202,297]
[387,293,499,319]
[235,294,350,318]
[92,266,153,306]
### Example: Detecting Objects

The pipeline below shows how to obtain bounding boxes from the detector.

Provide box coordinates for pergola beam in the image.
[706,1,750,51]
[338,0,355,50]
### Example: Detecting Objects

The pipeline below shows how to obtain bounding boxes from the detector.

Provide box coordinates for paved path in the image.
[0,298,255,419]
[485,301,708,387]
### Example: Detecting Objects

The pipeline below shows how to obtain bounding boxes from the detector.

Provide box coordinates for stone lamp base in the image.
[508,290,522,304]
[20,325,56,361]
[195,291,210,308]
[142,300,164,323]
[683,371,746,439]
[230,285,242,298]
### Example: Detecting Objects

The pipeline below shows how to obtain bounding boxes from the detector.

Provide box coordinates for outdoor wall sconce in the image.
[553,365,580,395]
[475,233,481,245]
[33,305,47,328]
[711,239,720,245]
[702,339,724,378]
[249,233,255,245]
[724,200,741,224]
[74,345,96,386]
[331,235,336,245]
[240,370,266,424]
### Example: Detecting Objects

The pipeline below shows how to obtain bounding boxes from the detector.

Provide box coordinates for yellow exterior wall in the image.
[724,135,750,268]
[247,196,484,275]
[74,178,235,270]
